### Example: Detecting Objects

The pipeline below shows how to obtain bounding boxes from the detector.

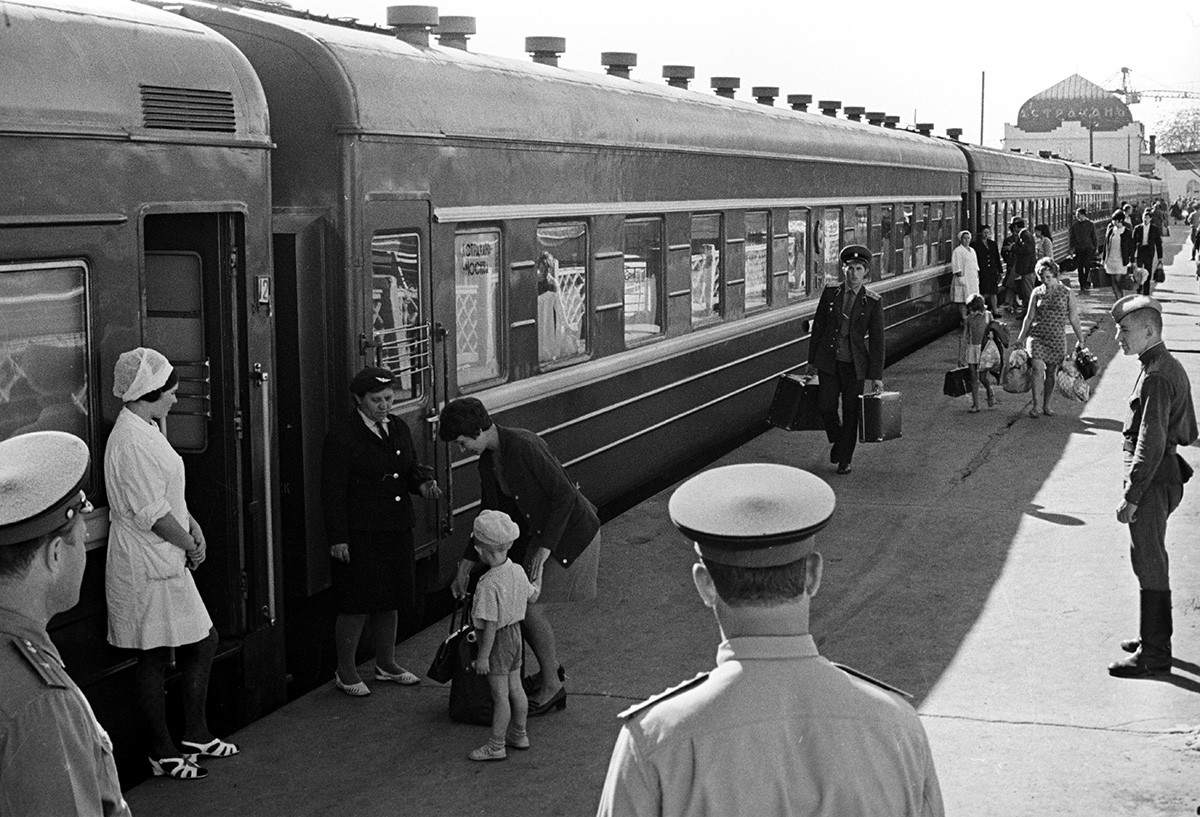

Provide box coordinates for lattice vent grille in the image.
[140,85,235,133]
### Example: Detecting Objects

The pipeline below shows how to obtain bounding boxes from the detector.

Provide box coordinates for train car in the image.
[1115,169,1158,217]
[0,0,281,782]
[1064,160,1118,235]
[160,1,968,694]
[958,144,1073,257]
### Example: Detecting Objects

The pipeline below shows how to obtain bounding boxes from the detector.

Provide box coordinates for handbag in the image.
[943,367,971,398]
[1054,359,1090,402]
[427,598,473,683]
[1153,263,1165,283]
[1072,345,1098,380]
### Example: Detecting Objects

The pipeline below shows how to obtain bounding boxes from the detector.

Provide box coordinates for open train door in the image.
[363,194,446,621]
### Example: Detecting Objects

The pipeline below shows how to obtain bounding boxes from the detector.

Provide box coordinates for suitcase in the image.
[942,367,971,398]
[768,373,824,431]
[858,391,901,443]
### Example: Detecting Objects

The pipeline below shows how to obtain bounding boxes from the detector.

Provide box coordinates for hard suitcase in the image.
[768,374,824,431]
[858,391,901,443]
[942,367,971,398]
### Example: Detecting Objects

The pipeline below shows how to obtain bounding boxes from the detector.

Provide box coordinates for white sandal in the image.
[180,737,240,758]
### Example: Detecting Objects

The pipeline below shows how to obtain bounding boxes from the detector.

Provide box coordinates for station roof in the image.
[1162,151,1200,173]
[0,0,269,144]
[173,2,967,175]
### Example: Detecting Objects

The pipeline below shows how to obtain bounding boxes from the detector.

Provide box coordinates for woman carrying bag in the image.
[1100,210,1135,300]
[1015,259,1086,418]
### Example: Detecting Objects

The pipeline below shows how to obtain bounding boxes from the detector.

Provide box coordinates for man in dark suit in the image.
[1132,208,1164,296]
[971,226,1003,314]
[808,245,885,475]
[1069,208,1098,290]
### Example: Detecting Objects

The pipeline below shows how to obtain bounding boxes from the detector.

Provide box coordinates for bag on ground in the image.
[428,600,472,684]
[943,367,971,398]
[1002,348,1031,394]
[1055,359,1090,402]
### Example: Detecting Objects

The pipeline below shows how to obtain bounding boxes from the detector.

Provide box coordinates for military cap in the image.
[669,464,835,567]
[1111,294,1162,323]
[0,432,91,547]
[840,244,871,266]
[349,366,395,396]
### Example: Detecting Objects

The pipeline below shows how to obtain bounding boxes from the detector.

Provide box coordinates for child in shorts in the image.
[963,294,998,412]
[468,510,541,761]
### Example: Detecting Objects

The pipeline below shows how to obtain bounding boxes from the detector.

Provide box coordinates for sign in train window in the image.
[744,211,769,312]
[786,209,809,299]
[0,261,90,448]
[623,218,664,345]
[453,229,502,387]
[536,222,589,366]
[370,231,425,401]
[690,214,722,321]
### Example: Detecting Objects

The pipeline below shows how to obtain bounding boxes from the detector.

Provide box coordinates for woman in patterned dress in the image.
[1015,259,1086,418]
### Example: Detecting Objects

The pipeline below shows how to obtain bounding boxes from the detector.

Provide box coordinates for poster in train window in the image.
[786,210,808,299]
[820,209,841,291]
[690,214,722,321]
[623,218,664,345]
[931,202,945,263]
[900,203,915,272]
[914,204,929,268]
[453,230,501,387]
[0,261,90,447]
[744,211,769,312]
[876,204,894,279]
[536,222,588,366]
[371,231,424,400]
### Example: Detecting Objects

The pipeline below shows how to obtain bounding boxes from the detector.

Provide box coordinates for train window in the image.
[819,208,841,291]
[370,231,425,401]
[623,218,665,344]
[785,209,808,299]
[854,206,869,246]
[145,251,208,451]
[744,211,769,312]
[690,214,722,322]
[876,204,894,279]
[453,229,502,388]
[930,203,944,263]
[0,261,91,448]
[536,222,589,365]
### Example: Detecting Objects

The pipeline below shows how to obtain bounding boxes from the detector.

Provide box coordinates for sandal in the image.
[1028,408,1040,418]
[374,666,420,685]
[180,737,239,758]
[334,673,371,697]
[149,755,208,780]
[968,406,980,413]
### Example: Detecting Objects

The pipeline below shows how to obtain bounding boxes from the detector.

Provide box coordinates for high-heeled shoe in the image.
[522,664,565,696]
[180,737,239,758]
[149,755,208,780]
[527,686,567,717]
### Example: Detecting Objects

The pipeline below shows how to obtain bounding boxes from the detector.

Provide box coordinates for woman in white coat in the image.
[104,347,238,780]
[951,230,981,323]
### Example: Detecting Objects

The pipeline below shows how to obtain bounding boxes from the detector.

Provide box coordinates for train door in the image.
[363,197,445,575]
[142,211,250,636]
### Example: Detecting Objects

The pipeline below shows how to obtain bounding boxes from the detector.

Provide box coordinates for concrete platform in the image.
[128,243,1200,816]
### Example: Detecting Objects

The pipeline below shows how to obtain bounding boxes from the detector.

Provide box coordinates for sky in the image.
[292,0,1200,149]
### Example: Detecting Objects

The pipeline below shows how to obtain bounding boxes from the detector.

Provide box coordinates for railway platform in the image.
[127,244,1200,816]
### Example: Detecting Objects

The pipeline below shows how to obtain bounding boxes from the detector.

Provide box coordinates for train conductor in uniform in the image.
[1108,295,1197,677]
[596,464,943,817]
[808,245,885,474]
[0,431,130,816]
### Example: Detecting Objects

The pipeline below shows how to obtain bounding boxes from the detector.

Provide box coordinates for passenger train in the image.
[0,0,1163,783]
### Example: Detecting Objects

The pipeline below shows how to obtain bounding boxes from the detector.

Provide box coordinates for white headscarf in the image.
[112,347,173,402]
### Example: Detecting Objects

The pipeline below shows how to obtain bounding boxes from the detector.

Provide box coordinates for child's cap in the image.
[474,509,520,549]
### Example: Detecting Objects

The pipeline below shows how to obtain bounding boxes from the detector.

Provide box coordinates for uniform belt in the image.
[1123,440,1177,456]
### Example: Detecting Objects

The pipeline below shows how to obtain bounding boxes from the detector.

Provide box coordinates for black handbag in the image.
[943,366,971,398]
[448,627,494,725]
[1153,264,1165,283]
[1073,346,1098,380]
[427,598,473,684]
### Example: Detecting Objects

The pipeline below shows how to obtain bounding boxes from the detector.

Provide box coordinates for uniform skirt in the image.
[332,529,415,615]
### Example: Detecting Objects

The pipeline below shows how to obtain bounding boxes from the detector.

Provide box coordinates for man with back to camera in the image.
[1108,295,1197,678]
[1069,207,1098,291]
[0,431,130,816]
[595,463,944,817]
[807,245,884,475]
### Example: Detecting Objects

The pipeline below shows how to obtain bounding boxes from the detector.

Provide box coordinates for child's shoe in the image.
[468,740,507,762]
[505,727,530,750]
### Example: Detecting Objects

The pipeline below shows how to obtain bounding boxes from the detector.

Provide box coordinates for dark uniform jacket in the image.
[0,608,129,816]
[971,237,1002,292]
[1123,343,1198,504]
[467,426,600,570]
[809,284,885,382]
[1069,218,1098,260]
[321,412,432,542]
[1132,224,1163,269]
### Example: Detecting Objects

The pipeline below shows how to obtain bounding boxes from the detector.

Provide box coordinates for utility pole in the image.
[980,71,986,145]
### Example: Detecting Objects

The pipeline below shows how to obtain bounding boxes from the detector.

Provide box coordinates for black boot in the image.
[1109,590,1172,677]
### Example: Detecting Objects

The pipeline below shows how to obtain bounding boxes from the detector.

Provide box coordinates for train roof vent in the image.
[663,65,695,89]
[787,94,812,112]
[140,85,235,133]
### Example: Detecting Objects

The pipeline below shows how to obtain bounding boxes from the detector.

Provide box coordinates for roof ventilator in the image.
[914,123,934,136]
[601,52,637,79]
[818,100,840,117]
[387,6,438,47]
[946,127,963,141]
[787,94,812,112]
[843,106,865,121]
[526,37,566,66]
[711,77,740,99]
[753,86,779,106]
[663,65,694,89]
[434,16,475,50]
[866,111,886,126]
[883,115,899,129]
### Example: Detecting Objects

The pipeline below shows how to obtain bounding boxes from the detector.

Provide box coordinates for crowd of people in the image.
[2,208,1198,816]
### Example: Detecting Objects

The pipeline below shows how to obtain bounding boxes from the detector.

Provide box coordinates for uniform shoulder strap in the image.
[9,637,71,689]
[832,662,912,699]
[617,672,710,719]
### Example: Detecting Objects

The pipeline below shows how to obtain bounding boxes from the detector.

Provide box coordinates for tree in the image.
[1154,107,1200,152]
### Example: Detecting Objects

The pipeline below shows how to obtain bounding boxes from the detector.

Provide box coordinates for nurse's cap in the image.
[0,432,91,547]
[669,464,835,567]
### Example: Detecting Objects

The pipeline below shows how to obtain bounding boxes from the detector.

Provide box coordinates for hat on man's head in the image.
[0,432,91,547]
[112,347,172,402]
[1009,217,1025,229]
[840,245,871,266]
[349,367,395,396]
[473,509,520,549]
[1111,294,1162,323]
[669,464,835,567]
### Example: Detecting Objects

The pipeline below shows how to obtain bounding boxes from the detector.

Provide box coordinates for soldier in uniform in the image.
[0,431,130,816]
[807,245,885,475]
[596,463,943,817]
[1108,295,1197,677]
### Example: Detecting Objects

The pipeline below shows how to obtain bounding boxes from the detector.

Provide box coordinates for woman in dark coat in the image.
[439,397,602,716]
[971,226,1003,315]
[1101,210,1136,300]
[321,367,442,696]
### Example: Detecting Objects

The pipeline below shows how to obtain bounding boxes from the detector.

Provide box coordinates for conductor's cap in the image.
[1111,294,1162,323]
[0,432,91,547]
[840,244,871,266]
[349,367,395,396]
[669,464,835,567]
